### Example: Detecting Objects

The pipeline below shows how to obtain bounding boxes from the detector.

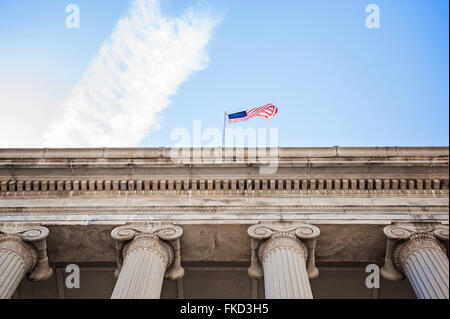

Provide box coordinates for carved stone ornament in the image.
[2,177,447,196]
[247,222,320,279]
[0,224,53,281]
[111,223,184,280]
[381,223,449,281]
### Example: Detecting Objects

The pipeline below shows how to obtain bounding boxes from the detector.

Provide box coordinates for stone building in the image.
[0,147,448,299]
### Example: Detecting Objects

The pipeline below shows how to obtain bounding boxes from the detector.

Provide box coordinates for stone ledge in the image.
[0,147,448,160]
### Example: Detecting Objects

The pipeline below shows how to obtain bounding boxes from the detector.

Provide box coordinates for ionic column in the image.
[111,224,184,299]
[248,223,320,299]
[381,223,449,299]
[0,225,53,299]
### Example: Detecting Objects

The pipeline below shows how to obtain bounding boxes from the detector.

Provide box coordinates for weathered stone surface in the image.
[0,147,447,299]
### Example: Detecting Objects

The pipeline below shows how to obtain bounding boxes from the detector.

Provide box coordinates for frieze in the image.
[0,205,448,215]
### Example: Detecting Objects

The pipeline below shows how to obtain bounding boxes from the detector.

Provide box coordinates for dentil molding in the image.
[1,177,448,198]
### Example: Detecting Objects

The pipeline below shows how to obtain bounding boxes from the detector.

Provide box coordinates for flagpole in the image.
[222,112,227,148]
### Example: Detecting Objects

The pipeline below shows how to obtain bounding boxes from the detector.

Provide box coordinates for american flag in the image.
[228,104,278,124]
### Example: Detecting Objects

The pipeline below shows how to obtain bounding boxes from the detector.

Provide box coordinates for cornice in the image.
[0,147,448,160]
[0,148,447,174]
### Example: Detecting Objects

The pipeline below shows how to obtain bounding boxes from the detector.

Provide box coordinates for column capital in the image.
[122,233,173,266]
[381,223,449,281]
[111,223,184,280]
[258,232,307,263]
[0,224,53,281]
[247,222,320,280]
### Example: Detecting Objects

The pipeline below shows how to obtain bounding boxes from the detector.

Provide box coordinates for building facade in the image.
[0,147,448,299]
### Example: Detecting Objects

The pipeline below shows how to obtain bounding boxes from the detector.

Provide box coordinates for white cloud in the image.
[43,0,219,147]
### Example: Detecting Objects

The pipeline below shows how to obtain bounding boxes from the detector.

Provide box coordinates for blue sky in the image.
[0,0,448,147]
